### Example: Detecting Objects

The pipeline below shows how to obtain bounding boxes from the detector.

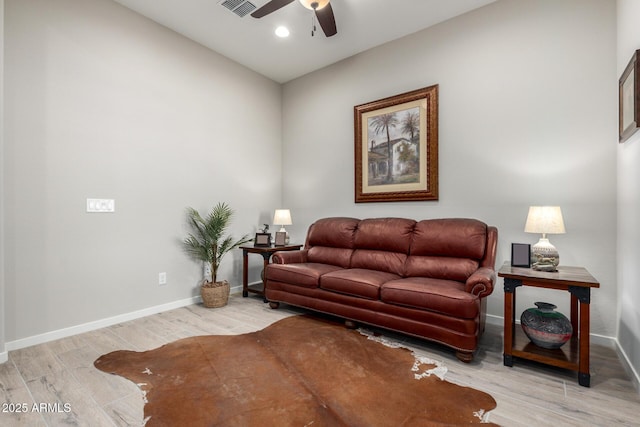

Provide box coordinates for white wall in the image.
[2,0,629,362]
[616,0,640,383]
[3,0,282,342]
[0,0,6,363]
[282,0,618,336]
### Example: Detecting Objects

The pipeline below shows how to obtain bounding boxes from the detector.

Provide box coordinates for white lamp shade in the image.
[524,206,566,234]
[273,209,292,226]
[299,0,330,10]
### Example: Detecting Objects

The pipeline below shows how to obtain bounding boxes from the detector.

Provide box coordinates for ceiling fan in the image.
[251,0,337,37]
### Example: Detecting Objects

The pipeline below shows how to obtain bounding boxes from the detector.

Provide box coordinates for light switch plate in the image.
[86,198,115,213]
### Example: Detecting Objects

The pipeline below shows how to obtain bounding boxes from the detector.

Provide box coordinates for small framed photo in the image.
[274,231,287,246]
[619,49,640,143]
[254,233,271,247]
[511,243,531,268]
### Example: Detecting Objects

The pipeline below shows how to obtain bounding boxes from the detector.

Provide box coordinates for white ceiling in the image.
[112,0,496,83]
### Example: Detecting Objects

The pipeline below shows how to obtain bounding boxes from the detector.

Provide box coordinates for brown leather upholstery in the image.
[321,268,401,300]
[305,217,358,268]
[267,263,342,288]
[265,217,498,362]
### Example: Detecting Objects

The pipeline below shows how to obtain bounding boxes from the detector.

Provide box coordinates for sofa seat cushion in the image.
[320,269,401,300]
[266,263,344,289]
[380,277,479,319]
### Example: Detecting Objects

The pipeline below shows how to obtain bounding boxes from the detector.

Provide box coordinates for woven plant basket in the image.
[201,280,230,308]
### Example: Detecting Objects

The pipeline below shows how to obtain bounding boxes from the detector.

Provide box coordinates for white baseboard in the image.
[5,295,203,352]
[3,285,253,353]
[0,350,7,364]
[613,337,640,393]
[485,313,505,327]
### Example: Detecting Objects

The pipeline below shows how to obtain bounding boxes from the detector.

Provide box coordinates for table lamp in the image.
[524,206,566,271]
[273,209,292,244]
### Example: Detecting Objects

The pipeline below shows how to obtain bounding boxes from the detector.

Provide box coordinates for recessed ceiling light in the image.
[275,26,290,38]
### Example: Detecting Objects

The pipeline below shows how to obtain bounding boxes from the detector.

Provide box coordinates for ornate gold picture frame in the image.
[354,85,438,203]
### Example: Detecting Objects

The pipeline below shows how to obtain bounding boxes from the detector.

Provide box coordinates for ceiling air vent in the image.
[220,0,256,18]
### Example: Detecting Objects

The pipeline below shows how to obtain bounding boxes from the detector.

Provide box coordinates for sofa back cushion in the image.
[303,217,491,279]
[306,217,359,268]
[354,218,416,252]
[404,256,480,282]
[351,218,416,275]
[406,219,487,281]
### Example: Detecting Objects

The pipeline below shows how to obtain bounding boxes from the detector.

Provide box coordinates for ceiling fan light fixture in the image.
[299,0,329,11]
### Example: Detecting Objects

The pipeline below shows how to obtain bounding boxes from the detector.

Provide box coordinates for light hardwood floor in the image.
[1,295,638,426]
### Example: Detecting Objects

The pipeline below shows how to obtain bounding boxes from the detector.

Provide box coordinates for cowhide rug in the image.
[94,315,497,426]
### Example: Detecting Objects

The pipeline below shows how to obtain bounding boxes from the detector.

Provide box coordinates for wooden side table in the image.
[240,244,303,300]
[498,262,599,387]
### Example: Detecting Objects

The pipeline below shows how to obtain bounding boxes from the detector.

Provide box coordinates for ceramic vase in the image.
[520,302,572,349]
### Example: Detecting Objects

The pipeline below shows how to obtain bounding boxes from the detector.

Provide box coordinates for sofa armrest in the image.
[272,249,309,264]
[465,267,496,298]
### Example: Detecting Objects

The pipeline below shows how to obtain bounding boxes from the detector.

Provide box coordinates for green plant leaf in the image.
[183,202,250,283]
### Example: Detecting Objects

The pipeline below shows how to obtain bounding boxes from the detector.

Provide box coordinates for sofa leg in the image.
[268,302,280,309]
[344,320,357,329]
[455,351,474,363]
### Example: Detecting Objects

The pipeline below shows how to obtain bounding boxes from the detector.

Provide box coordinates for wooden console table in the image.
[498,262,599,387]
[240,244,302,300]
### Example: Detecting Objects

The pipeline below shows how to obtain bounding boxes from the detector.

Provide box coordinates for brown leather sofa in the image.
[265,217,498,362]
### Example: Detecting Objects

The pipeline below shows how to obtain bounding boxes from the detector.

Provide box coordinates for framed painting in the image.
[619,49,640,143]
[354,85,438,203]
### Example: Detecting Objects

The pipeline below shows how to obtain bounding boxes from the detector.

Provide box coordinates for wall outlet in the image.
[159,272,167,286]
[87,198,115,213]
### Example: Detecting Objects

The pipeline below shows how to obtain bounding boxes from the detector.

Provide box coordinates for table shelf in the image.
[499,262,599,387]
[246,282,264,296]
[241,244,303,301]
[511,328,578,371]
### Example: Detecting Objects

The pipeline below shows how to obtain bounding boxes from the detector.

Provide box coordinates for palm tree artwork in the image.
[370,112,399,182]
[368,106,420,185]
[402,110,420,161]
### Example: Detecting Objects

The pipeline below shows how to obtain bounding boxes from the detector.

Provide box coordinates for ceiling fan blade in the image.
[315,2,337,37]
[251,0,295,18]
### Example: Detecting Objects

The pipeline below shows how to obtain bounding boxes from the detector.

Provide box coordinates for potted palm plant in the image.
[183,202,252,308]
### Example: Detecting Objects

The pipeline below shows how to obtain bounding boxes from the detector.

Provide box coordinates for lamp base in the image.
[279,226,290,245]
[531,238,559,272]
